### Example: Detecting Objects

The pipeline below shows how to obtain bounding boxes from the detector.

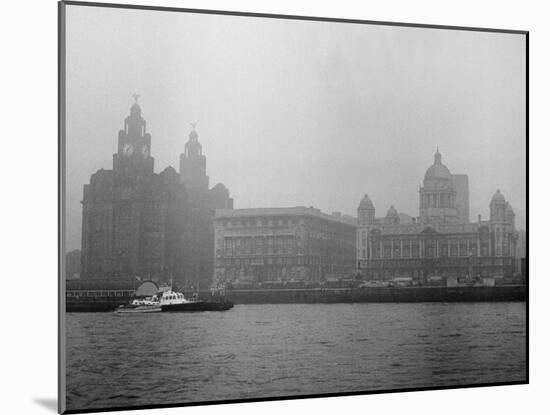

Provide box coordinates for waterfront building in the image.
[80,97,233,286]
[357,150,520,280]
[213,207,357,285]
[65,249,81,280]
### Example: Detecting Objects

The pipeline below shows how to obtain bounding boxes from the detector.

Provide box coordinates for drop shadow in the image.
[34,398,57,413]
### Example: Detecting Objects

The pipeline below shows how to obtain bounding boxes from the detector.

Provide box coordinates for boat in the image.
[159,289,233,312]
[115,296,162,314]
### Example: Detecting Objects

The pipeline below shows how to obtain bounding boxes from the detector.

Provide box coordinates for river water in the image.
[65,302,526,411]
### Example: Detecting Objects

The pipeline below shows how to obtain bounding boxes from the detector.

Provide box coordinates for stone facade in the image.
[213,207,357,285]
[80,97,233,287]
[65,249,81,280]
[357,150,520,280]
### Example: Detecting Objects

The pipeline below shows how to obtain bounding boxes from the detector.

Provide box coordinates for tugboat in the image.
[159,288,233,312]
[115,296,161,314]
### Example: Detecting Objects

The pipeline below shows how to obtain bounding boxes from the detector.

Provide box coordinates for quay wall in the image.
[66,285,526,312]
[226,285,526,304]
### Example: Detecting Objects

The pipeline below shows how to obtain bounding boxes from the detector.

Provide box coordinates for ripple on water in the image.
[65,303,526,410]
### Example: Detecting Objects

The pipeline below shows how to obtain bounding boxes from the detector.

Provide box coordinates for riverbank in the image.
[65,284,526,312]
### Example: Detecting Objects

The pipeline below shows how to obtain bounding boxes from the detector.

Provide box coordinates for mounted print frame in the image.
[59,1,528,413]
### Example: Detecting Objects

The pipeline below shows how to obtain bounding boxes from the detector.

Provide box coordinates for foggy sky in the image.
[65,5,526,251]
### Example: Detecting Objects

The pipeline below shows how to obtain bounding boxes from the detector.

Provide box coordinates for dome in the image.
[424,150,452,181]
[424,164,451,180]
[491,189,506,203]
[189,128,198,141]
[211,183,229,194]
[386,205,398,217]
[358,194,374,210]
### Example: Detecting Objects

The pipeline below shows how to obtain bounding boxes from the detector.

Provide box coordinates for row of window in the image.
[66,291,133,297]
[222,236,300,248]
[220,217,301,228]
[215,256,352,267]
[217,257,300,266]
[361,246,489,259]
[363,256,514,268]
[219,247,301,256]
[420,192,455,209]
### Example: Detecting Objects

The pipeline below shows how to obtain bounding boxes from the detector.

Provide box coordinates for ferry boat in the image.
[159,289,233,312]
[115,296,161,314]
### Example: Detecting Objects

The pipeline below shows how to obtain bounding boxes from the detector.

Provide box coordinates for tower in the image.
[451,174,470,223]
[113,94,154,180]
[81,95,156,279]
[357,194,376,270]
[180,123,209,191]
[385,205,400,225]
[357,194,375,226]
[506,203,516,230]
[419,149,459,225]
[490,189,510,257]
[490,189,507,222]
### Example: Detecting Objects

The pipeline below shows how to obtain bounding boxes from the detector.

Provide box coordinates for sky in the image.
[64,5,526,251]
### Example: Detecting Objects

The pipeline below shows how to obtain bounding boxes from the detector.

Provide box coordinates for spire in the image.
[115,94,153,177]
[189,122,198,141]
[129,93,142,117]
[123,94,146,138]
[434,146,442,165]
[185,122,202,157]
[180,122,209,190]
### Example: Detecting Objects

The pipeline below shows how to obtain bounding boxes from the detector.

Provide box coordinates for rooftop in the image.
[215,207,357,227]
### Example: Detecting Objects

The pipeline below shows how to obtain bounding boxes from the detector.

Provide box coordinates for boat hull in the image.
[115,305,162,314]
[161,301,233,312]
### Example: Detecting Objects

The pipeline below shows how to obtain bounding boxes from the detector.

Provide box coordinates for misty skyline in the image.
[65,5,526,251]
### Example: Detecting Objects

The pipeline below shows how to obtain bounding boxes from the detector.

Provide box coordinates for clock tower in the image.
[179,123,209,191]
[113,94,154,179]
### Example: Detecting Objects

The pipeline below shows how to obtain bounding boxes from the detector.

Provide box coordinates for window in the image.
[412,243,419,258]
[460,240,468,256]
[440,242,448,257]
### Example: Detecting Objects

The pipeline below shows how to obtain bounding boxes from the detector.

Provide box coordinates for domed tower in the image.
[490,190,507,222]
[419,149,459,225]
[358,194,375,226]
[504,203,518,258]
[490,189,510,257]
[180,123,209,191]
[505,203,516,230]
[385,205,400,225]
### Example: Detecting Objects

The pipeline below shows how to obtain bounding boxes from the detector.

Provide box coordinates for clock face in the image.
[122,143,134,156]
[142,145,149,158]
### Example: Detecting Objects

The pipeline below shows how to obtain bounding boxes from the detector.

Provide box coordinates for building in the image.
[357,150,520,281]
[65,249,81,280]
[80,96,233,287]
[213,207,357,285]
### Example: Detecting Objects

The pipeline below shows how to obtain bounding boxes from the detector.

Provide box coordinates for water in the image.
[65,303,526,411]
